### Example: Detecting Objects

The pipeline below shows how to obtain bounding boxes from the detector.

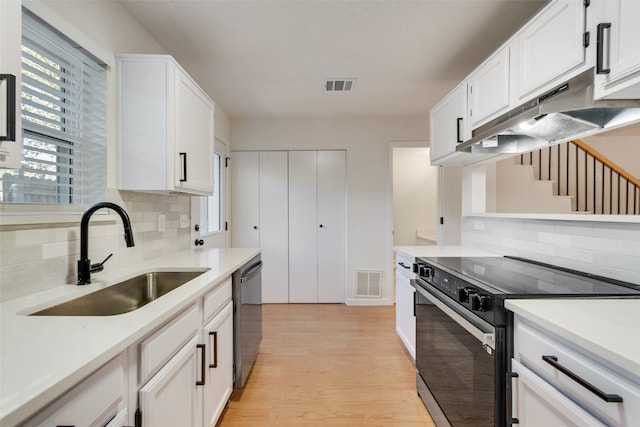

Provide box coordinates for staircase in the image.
[498,139,640,215]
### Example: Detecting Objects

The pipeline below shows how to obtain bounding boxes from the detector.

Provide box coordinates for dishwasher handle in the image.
[240,260,262,283]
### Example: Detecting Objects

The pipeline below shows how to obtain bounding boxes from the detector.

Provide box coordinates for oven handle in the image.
[412,280,495,351]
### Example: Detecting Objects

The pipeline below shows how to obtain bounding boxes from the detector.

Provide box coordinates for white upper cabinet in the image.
[0,0,23,169]
[467,45,510,129]
[593,0,640,99]
[117,55,214,196]
[511,0,588,104]
[429,83,470,165]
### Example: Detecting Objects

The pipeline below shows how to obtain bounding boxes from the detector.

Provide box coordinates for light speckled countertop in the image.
[506,299,640,380]
[0,247,259,426]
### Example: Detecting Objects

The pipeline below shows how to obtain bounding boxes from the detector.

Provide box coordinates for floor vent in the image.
[355,270,382,298]
[324,79,356,92]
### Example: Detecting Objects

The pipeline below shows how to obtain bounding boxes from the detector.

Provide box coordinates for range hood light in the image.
[518,119,536,131]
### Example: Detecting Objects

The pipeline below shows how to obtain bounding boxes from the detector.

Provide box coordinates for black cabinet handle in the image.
[209,331,218,368]
[506,372,520,425]
[542,355,622,402]
[179,152,188,182]
[398,262,411,269]
[456,117,463,143]
[196,344,206,386]
[596,23,611,74]
[0,74,16,141]
[194,239,204,246]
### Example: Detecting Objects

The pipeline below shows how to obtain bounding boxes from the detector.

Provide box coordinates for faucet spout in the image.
[77,202,135,285]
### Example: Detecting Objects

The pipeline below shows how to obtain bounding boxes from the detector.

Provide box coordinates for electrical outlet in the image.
[473,220,485,231]
[179,214,189,228]
[158,214,166,232]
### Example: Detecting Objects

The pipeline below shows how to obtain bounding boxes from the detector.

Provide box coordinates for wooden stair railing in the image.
[519,139,639,214]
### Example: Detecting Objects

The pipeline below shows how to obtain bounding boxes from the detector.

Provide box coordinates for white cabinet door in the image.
[510,359,606,427]
[231,151,260,249]
[594,0,640,99]
[174,69,214,194]
[139,334,202,427]
[429,83,468,165]
[468,45,510,129]
[0,0,22,169]
[512,0,586,103]
[395,269,415,359]
[202,302,233,427]
[231,151,289,303]
[317,150,346,303]
[289,151,319,303]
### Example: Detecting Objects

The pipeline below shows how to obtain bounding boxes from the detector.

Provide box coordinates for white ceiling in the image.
[119,0,549,119]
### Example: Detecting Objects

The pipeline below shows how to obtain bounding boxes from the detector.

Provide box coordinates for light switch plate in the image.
[179,214,189,228]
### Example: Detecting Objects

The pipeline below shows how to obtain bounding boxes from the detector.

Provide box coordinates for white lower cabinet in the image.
[511,314,640,427]
[394,251,415,360]
[202,302,234,427]
[137,281,234,427]
[21,353,128,427]
[510,359,605,427]
[139,334,202,427]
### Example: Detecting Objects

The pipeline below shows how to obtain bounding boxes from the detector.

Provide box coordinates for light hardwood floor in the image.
[217,304,434,426]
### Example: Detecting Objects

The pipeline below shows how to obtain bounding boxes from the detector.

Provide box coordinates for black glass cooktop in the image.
[421,256,640,297]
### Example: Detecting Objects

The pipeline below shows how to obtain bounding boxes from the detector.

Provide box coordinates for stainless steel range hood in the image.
[456,68,640,154]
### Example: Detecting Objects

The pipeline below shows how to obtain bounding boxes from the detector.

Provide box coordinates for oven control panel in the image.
[415,260,496,324]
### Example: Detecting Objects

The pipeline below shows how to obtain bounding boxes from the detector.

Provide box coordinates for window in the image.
[0,9,107,205]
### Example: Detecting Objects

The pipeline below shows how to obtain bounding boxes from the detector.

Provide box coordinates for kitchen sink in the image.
[31,269,210,316]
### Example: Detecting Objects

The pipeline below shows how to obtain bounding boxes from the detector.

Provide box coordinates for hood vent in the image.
[324,79,356,92]
[457,68,640,155]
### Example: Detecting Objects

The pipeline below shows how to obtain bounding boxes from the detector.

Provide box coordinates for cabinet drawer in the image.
[140,303,201,383]
[22,353,127,427]
[203,279,232,323]
[514,316,640,426]
[395,252,415,280]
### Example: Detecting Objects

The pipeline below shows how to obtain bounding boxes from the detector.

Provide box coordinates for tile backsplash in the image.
[0,190,191,302]
[461,216,640,285]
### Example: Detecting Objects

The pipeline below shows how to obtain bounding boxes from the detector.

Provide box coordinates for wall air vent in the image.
[324,79,356,92]
[355,270,382,298]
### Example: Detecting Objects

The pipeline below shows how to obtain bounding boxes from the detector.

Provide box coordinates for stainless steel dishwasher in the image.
[232,254,262,389]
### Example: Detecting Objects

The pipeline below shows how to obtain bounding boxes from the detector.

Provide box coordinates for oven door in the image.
[413,279,503,427]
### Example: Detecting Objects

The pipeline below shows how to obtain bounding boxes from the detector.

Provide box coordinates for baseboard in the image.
[345,297,393,306]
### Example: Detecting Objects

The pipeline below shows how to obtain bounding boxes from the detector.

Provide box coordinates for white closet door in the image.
[259,151,289,303]
[288,151,318,303]
[317,151,346,303]
[230,152,260,248]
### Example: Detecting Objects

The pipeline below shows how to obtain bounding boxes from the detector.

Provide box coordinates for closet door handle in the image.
[0,74,16,141]
[542,355,622,402]
[179,152,188,182]
[596,23,611,75]
[209,331,218,368]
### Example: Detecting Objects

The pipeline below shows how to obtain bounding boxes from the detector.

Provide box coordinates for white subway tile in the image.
[571,235,617,253]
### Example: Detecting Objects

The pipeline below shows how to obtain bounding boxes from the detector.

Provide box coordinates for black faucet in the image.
[77,202,135,285]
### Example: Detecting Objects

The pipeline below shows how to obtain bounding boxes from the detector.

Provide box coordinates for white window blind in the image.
[0,9,107,205]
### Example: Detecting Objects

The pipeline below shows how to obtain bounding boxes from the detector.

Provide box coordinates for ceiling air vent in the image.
[324,79,356,92]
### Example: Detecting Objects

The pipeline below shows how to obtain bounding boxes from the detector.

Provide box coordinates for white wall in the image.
[0,1,231,301]
[231,116,427,304]
[392,146,437,245]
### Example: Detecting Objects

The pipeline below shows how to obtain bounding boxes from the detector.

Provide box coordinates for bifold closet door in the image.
[231,151,289,303]
[258,151,289,303]
[288,151,318,303]
[289,150,346,303]
[317,150,346,303]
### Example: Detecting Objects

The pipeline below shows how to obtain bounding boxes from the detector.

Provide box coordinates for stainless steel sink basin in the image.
[31,269,210,316]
